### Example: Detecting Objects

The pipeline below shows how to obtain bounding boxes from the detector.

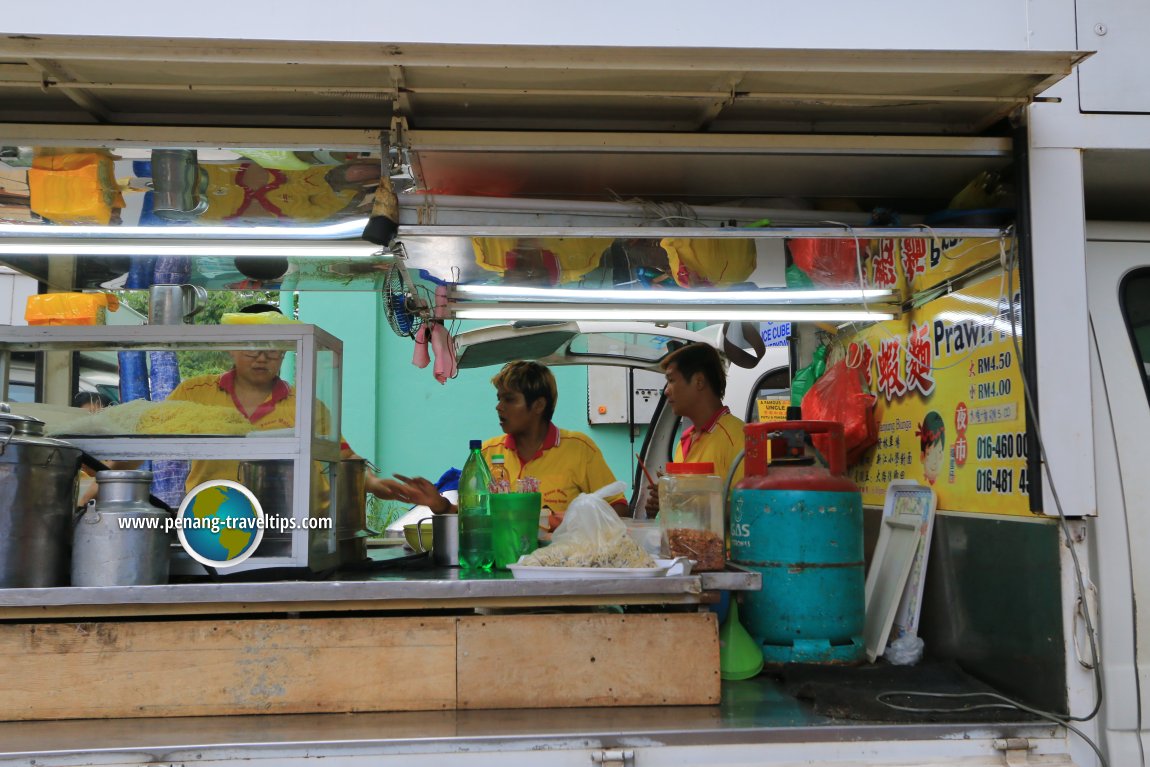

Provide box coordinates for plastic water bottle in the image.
[459,440,494,571]
[490,454,510,494]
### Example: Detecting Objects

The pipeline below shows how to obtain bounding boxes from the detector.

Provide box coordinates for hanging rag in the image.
[412,285,457,383]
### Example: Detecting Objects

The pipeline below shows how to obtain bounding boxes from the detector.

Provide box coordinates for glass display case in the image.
[0,324,344,573]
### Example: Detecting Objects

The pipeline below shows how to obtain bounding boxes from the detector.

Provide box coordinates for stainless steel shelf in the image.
[0,324,338,350]
[68,436,341,461]
[0,564,761,618]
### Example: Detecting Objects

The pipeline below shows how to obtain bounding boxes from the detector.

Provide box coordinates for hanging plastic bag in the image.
[659,238,757,288]
[801,360,878,465]
[788,238,864,287]
[789,344,828,407]
[785,262,815,289]
[471,237,612,284]
[519,482,654,568]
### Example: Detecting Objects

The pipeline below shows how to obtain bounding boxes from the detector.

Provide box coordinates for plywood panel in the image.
[0,616,456,720]
[457,613,719,709]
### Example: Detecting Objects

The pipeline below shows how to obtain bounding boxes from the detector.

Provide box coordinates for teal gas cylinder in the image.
[730,420,864,664]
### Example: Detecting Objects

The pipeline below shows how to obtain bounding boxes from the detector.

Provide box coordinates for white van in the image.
[1,6,1147,764]
[4,354,121,405]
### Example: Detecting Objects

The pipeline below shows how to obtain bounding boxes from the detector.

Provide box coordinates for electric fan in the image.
[381,262,428,338]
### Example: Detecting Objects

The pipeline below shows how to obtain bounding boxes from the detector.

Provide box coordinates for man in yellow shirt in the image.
[646,343,746,516]
[379,361,627,525]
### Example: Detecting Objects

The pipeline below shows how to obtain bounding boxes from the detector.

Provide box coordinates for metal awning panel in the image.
[0,35,1086,133]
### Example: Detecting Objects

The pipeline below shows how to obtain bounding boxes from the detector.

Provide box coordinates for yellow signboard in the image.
[842,271,1031,516]
[863,237,910,302]
[909,237,1008,294]
[757,398,790,423]
[787,236,1009,303]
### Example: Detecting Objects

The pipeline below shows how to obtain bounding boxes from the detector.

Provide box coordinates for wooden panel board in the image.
[456,613,720,709]
[0,616,456,720]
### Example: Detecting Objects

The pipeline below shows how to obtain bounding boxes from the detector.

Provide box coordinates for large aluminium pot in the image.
[0,406,83,587]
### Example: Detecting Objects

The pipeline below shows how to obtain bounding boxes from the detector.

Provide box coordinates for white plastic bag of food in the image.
[550,481,627,546]
[520,482,654,568]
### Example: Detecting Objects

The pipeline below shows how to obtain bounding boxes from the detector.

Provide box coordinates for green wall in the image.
[297,291,642,500]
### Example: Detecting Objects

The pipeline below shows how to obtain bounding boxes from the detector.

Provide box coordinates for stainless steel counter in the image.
[0,678,1057,766]
[0,550,760,619]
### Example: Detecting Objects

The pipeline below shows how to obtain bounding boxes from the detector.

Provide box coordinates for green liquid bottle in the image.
[458,439,494,571]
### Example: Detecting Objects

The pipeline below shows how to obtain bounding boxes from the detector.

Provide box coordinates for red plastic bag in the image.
[788,238,863,287]
[801,360,878,465]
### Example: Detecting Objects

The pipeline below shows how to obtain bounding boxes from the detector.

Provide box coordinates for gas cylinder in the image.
[730,420,865,664]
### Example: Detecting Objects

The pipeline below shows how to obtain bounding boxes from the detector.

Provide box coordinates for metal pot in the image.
[337,458,378,565]
[0,406,82,587]
[238,460,294,556]
[72,470,171,587]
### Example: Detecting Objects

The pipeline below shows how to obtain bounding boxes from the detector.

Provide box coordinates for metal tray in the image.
[507,557,692,580]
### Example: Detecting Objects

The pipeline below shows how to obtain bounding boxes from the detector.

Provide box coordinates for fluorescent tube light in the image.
[0,219,368,240]
[452,285,893,304]
[0,241,383,258]
[451,307,895,322]
[401,225,1005,239]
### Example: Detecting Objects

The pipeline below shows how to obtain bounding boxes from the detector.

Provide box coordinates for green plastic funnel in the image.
[720,599,765,681]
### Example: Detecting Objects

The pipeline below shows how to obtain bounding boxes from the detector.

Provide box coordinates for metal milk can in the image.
[72,470,172,586]
[0,406,82,587]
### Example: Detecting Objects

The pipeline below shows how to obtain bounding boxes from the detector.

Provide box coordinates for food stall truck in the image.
[1,1,1150,765]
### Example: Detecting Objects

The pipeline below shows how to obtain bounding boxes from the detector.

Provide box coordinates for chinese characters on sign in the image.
[845,268,1029,516]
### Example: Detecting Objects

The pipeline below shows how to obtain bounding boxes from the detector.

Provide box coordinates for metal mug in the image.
[150,148,209,220]
[149,283,207,325]
[431,513,460,567]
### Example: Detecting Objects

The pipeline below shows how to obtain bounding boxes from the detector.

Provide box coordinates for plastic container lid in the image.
[469,439,482,449]
[665,462,716,475]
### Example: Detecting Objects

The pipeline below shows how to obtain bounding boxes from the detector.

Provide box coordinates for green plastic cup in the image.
[490,492,541,569]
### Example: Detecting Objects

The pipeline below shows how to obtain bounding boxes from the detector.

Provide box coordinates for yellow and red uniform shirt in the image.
[482,423,624,516]
[674,406,746,485]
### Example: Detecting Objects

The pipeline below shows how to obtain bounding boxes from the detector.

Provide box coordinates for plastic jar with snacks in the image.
[658,462,725,571]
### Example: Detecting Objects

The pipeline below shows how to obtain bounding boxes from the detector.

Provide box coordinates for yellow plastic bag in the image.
[28,151,124,225]
[660,238,757,288]
[471,237,612,284]
[220,311,300,325]
[25,293,119,326]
